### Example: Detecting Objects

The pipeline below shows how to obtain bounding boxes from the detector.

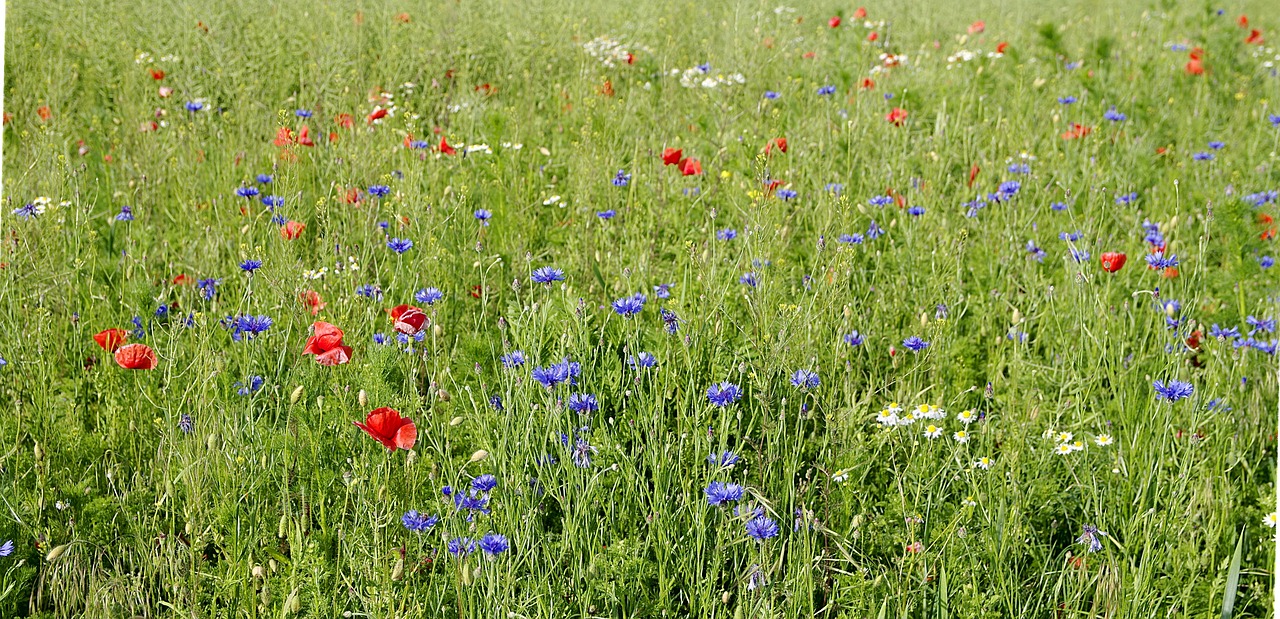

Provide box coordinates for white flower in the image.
[956,409,977,425]
[923,424,942,439]
[875,409,898,426]
[952,430,969,444]
[1265,513,1277,528]
[1055,431,1074,444]
[1054,443,1075,455]
[543,196,562,206]
[831,468,850,483]
[972,457,992,470]
[1094,434,1114,447]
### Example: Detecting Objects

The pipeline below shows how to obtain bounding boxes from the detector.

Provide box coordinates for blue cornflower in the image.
[843,331,864,346]
[474,209,492,225]
[1142,219,1165,246]
[1208,141,1225,150]
[453,489,491,514]
[1008,163,1031,174]
[532,362,570,389]
[1050,202,1068,211]
[1077,524,1107,552]
[184,101,204,112]
[825,183,844,196]
[776,188,798,201]
[597,209,617,219]
[1059,231,1084,242]
[1153,379,1194,402]
[906,206,925,217]
[706,382,742,407]
[1270,114,1280,127]
[1259,255,1274,269]
[717,228,738,241]
[1058,96,1077,105]
[568,393,599,413]
[708,451,740,467]
[355,284,383,300]
[236,375,264,395]
[790,369,820,389]
[531,266,565,285]
[1104,108,1127,122]
[501,351,526,368]
[745,515,780,541]
[239,259,263,274]
[612,293,646,317]
[447,537,475,556]
[262,195,284,208]
[902,336,930,352]
[178,413,194,433]
[660,308,681,334]
[1145,252,1178,270]
[479,533,509,556]
[1209,324,1240,340]
[1115,192,1138,205]
[1070,248,1090,263]
[471,474,498,493]
[1246,316,1276,335]
[131,316,146,339]
[838,233,864,244]
[229,315,273,340]
[653,283,673,299]
[764,91,780,100]
[868,195,893,207]
[817,85,836,95]
[387,238,414,254]
[0,540,12,557]
[489,394,504,411]
[372,333,390,345]
[409,140,430,149]
[115,205,134,221]
[295,109,312,118]
[368,185,391,197]
[997,181,1022,198]
[12,203,40,219]
[256,174,273,184]
[740,273,758,287]
[1192,152,1214,161]
[705,481,745,506]
[1064,61,1082,70]
[628,352,657,369]
[415,287,443,304]
[235,187,260,199]
[401,510,438,532]
[866,220,884,239]
[571,437,597,468]
[612,170,631,187]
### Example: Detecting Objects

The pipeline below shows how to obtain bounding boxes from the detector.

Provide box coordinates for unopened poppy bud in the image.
[469,449,489,463]
[1165,303,1176,318]
[722,591,732,604]
[290,385,304,404]
[433,324,443,337]
[391,557,404,581]
[284,588,301,614]
[46,544,70,562]
[206,433,218,451]
[268,558,278,573]
[358,390,367,408]
[449,416,464,426]
[920,312,928,327]
[1012,309,1023,325]
[33,442,44,463]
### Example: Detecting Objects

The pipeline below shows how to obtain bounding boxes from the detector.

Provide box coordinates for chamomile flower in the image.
[1264,512,1277,528]
[1094,434,1114,446]
[1054,443,1075,455]
[1055,431,1074,444]
[972,456,993,470]
[875,409,899,426]
[956,409,977,424]
[952,430,970,443]
[923,424,943,439]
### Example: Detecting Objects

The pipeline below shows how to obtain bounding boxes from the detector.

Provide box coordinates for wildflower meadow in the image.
[1,0,1279,616]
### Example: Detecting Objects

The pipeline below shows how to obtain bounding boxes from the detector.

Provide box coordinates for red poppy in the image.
[859,78,876,90]
[968,21,985,35]
[149,68,165,80]
[3,112,12,125]
[343,188,361,205]
[996,41,1009,54]
[273,127,295,147]
[886,107,908,126]
[367,108,389,125]
[328,131,339,143]
[335,113,354,129]
[853,7,866,18]
[354,407,417,451]
[764,179,784,192]
[661,147,683,166]
[1238,15,1249,28]
[1186,329,1202,351]
[802,51,816,59]
[1060,123,1093,140]
[470,285,484,298]
[37,106,51,121]
[828,16,841,28]
[1246,29,1264,45]
[114,343,157,370]
[395,12,411,23]
[765,137,787,155]
[172,273,191,286]
[475,83,496,96]
[387,304,429,334]
[300,290,326,316]
[93,329,129,352]
[866,31,879,42]
[296,125,314,147]
[1162,267,1179,279]
[678,157,702,176]
[439,136,457,155]
[598,79,614,97]
[1099,252,1127,272]
[281,220,306,240]
[626,53,635,65]
[302,321,352,366]
[1185,48,1204,75]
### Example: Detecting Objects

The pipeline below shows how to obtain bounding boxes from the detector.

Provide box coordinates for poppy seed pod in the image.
[46,543,70,562]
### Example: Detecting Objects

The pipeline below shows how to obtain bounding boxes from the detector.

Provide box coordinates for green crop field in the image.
[1,0,1278,616]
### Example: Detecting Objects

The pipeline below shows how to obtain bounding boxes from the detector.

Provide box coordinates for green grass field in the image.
[1,0,1278,616]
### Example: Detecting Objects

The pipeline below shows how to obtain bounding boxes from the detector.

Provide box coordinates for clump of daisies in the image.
[1045,428,1113,455]
[674,64,746,89]
[582,36,650,68]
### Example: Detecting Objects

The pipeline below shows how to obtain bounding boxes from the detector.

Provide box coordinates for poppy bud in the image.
[284,588,301,614]
[1012,309,1023,325]
[391,557,404,581]
[46,543,70,562]
[291,385,304,404]
[34,442,44,464]
[358,389,368,408]
[316,396,324,408]
[433,324,443,337]
[449,416,464,426]
[920,312,928,327]
[269,558,278,573]
[469,449,489,463]
[723,591,732,605]
[207,432,218,451]
[260,583,271,606]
